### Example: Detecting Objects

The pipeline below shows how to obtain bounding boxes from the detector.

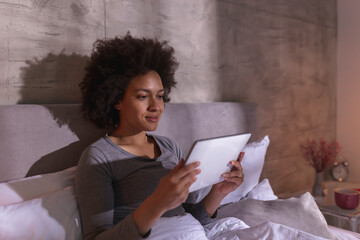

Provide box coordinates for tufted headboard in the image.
[0,102,257,182]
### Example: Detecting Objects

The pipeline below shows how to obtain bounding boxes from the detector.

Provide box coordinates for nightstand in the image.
[315,181,360,233]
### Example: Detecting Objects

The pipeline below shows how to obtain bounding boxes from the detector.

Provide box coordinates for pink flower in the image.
[300,138,341,172]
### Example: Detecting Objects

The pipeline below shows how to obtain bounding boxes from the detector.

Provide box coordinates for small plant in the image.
[300,138,341,172]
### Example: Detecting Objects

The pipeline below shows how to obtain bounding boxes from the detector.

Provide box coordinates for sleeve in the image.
[154,135,184,161]
[172,139,184,160]
[75,146,147,240]
[182,199,217,225]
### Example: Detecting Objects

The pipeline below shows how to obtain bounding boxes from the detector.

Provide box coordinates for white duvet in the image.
[3,172,357,240]
[146,179,340,240]
[147,214,329,240]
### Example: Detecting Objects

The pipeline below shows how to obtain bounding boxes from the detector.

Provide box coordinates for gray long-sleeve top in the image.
[76,134,214,240]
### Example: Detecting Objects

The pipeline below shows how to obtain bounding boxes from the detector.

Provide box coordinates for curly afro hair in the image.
[79,33,179,129]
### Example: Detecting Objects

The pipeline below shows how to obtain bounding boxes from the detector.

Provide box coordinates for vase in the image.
[313,172,325,197]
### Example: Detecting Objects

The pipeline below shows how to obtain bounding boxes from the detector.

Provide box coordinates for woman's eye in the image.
[157,95,164,100]
[137,95,148,100]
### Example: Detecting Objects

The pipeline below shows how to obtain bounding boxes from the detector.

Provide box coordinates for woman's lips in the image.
[145,116,159,122]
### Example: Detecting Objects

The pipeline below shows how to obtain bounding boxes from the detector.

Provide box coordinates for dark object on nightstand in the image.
[335,188,360,210]
[331,161,349,182]
[316,181,360,232]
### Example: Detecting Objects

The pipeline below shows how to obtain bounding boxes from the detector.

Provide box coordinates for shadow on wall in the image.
[18,52,89,104]
[24,105,107,177]
[17,52,108,177]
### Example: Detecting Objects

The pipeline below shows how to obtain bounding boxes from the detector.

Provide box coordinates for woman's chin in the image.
[144,124,159,132]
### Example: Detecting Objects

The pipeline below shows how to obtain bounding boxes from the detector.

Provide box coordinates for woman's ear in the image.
[114,102,121,111]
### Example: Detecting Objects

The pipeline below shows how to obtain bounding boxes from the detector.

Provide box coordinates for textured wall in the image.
[337,1,360,183]
[0,1,105,103]
[215,0,337,195]
[0,0,337,194]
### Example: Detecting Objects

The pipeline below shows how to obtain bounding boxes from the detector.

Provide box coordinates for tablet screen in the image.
[185,133,251,192]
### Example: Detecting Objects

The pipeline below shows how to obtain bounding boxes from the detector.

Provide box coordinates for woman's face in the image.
[115,70,165,133]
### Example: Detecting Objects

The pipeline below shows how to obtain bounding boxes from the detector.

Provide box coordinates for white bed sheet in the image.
[148,215,360,240]
[146,178,360,240]
[148,214,331,240]
[328,225,360,240]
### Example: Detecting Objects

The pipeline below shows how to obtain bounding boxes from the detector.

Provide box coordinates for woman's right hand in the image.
[132,160,200,236]
[151,159,201,213]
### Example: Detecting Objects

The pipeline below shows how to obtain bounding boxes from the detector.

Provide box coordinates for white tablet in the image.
[185,133,251,192]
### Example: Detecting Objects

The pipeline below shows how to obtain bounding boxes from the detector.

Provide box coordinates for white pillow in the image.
[193,136,270,204]
[0,166,76,206]
[0,186,82,240]
[245,178,278,201]
[220,135,269,205]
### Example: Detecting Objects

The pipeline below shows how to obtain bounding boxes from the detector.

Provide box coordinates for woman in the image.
[76,33,245,240]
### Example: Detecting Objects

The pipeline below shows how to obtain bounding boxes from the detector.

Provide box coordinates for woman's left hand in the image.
[203,152,245,216]
[213,151,245,196]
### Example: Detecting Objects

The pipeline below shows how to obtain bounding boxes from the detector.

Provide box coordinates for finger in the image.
[223,174,244,185]
[223,178,243,186]
[171,159,195,175]
[169,159,185,178]
[237,151,245,162]
[179,168,201,185]
[175,171,199,195]
[183,174,198,190]
[176,161,201,179]
[173,159,185,171]
[222,169,243,179]
[229,161,243,174]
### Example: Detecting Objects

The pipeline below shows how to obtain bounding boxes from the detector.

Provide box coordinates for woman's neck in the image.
[109,128,160,159]
[110,128,149,146]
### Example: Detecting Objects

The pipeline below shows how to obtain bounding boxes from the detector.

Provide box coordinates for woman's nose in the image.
[148,97,162,111]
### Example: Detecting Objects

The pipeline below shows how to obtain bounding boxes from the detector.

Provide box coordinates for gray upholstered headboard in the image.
[0,102,257,182]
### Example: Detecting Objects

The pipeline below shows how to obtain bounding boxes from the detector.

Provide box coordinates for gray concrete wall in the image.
[0,0,337,195]
[216,0,337,195]
[337,0,360,184]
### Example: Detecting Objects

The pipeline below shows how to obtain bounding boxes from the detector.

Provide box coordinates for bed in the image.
[0,103,359,240]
